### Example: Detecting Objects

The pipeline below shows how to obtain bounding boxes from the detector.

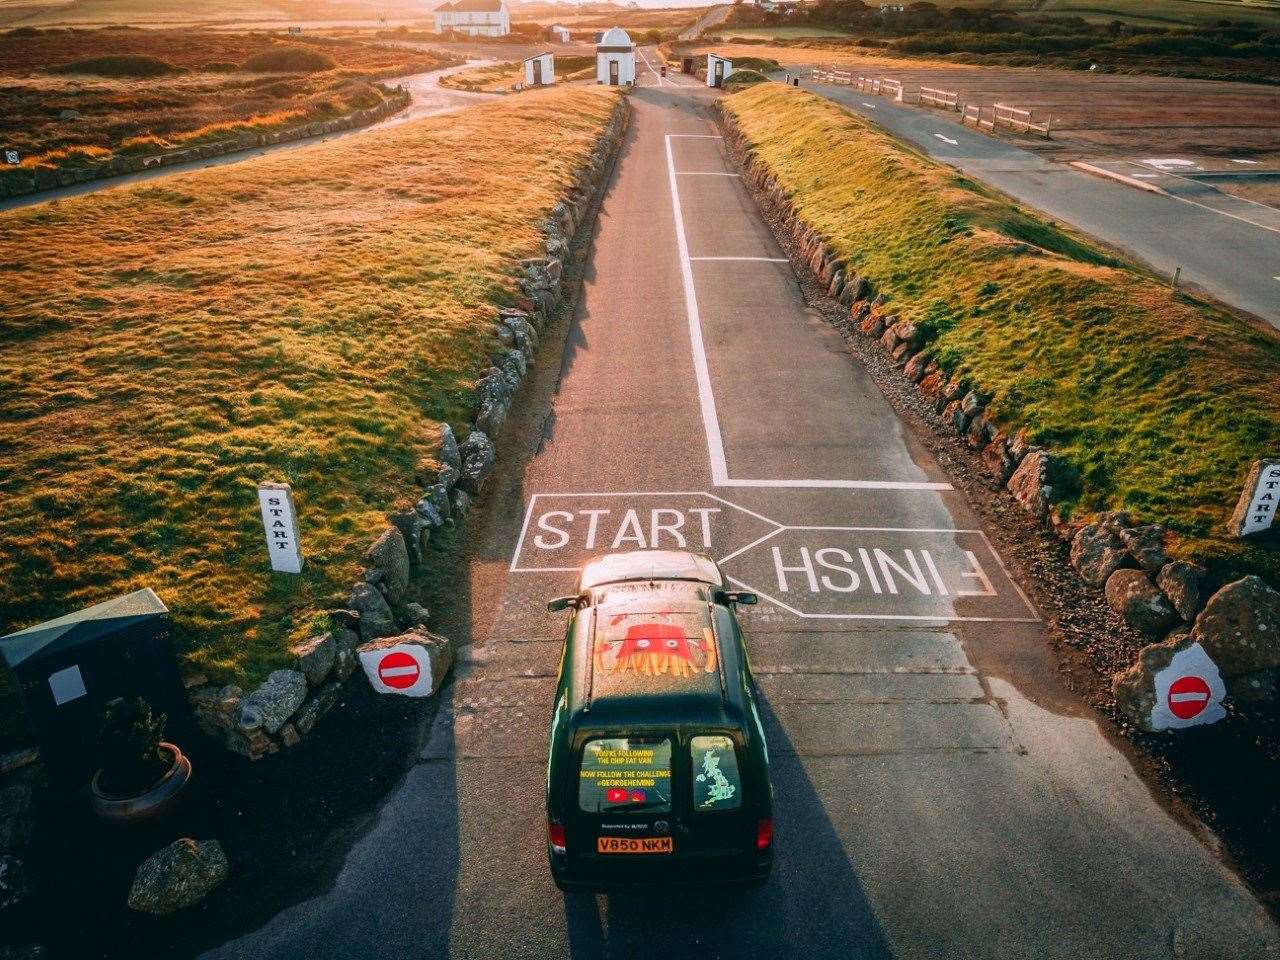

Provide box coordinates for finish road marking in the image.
[664,133,952,492]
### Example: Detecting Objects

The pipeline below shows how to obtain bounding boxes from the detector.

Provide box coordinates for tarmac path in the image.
[0,60,498,214]
[798,76,1280,329]
[203,65,1280,960]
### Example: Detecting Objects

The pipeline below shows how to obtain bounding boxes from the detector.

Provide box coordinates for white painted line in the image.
[690,256,789,263]
[664,133,955,494]
[669,134,724,139]
[636,48,667,87]
[716,528,785,565]
[933,134,959,146]
[508,494,540,572]
[720,478,953,491]
[726,576,1039,623]
[1228,158,1259,165]
[861,102,876,109]
[677,171,740,176]
[665,132,730,486]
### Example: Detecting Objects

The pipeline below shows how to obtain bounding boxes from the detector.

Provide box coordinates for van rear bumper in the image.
[550,849,772,891]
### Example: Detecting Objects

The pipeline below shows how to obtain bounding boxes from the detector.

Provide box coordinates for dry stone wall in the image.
[187,96,630,760]
[715,102,1279,731]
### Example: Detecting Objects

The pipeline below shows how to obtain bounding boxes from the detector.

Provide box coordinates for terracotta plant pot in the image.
[90,742,192,824]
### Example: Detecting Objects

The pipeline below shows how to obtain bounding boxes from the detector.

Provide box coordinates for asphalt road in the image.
[203,68,1280,960]
[0,61,497,214]
[801,79,1280,329]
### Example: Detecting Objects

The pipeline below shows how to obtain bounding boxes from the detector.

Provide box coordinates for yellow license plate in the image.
[596,836,673,855]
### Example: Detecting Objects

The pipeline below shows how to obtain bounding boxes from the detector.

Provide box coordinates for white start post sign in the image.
[1228,458,1279,538]
[258,482,303,574]
[360,644,436,697]
[1149,642,1226,731]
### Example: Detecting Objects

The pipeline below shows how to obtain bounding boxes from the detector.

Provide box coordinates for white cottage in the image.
[433,0,510,38]
[524,52,554,87]
[595,26,635,86]
[706,54,733,88]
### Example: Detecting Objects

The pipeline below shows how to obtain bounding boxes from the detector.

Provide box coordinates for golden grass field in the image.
[0,29,455,172]
[0,85,620,747]
[722,84,1280,582]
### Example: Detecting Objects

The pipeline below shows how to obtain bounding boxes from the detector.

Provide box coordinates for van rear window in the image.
[578,737,672,813]
[691,735,741,811]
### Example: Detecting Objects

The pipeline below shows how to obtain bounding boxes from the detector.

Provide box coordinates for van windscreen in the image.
[578,737,672,813]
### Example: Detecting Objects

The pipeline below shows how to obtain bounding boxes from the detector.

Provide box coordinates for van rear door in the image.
[571,735,675,858]
[679,734,752,857]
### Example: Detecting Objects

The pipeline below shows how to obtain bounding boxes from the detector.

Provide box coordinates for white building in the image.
[548,23,571,43]
[524,52,554,86]
[433,0,510,37]
[596,26,635,86]
[707,54,733,87]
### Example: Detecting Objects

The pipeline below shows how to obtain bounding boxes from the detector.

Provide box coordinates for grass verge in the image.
[0,84,621,749]
[720,83,1280,581]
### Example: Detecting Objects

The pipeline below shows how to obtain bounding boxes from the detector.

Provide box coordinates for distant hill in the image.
[0,0,438,29]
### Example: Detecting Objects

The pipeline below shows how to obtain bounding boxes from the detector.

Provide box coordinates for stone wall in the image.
[715,103,1279,728]
[0,87,412,200]
[188,96,631,760]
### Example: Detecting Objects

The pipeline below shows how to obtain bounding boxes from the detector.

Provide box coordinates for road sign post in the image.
[257,482,303,574]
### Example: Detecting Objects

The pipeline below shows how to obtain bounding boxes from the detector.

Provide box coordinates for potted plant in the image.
[90,697,191,823]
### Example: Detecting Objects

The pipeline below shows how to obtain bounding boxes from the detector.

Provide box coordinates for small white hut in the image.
[524,52,554,87]
[707,54,733,88]
[596,26,635,86]
[548,23,571,43]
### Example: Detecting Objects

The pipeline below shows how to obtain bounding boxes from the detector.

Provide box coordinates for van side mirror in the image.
[546,596,579,613]
[721,591,757,606]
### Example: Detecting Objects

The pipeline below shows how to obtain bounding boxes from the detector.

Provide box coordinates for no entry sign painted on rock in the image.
[360,644,435,697]
[1150,642,1226,731]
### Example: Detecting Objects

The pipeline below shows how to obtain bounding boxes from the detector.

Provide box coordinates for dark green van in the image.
[544,549,773,891]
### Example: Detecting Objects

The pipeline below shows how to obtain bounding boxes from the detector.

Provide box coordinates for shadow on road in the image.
[561,693,892,960]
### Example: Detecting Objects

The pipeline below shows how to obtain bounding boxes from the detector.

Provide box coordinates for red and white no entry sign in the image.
[378,651,420,690]
[359,643,436,697]
[1167,675,1212,721]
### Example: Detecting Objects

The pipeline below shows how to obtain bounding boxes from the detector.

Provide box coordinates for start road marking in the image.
[511,492,1038,623]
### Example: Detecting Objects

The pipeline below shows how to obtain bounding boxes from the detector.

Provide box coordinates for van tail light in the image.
[548,821,567,855]
[755,817,774,850]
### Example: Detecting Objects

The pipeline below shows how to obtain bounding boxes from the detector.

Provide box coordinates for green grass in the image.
[720,26,857,40]
[721,84,1280,583]
[0,86,621,749]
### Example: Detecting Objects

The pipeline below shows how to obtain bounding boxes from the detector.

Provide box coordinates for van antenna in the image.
[583,606,595,713]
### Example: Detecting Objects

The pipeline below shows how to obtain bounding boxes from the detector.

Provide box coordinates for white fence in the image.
[992,102,1053,137]
[962,103,994,132]
[919,86,959,111]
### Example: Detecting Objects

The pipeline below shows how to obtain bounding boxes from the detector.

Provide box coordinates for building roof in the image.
[596,26,633,49]
[0,588,167,669]
[436,0,505,13]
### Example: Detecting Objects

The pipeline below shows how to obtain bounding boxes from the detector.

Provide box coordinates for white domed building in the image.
[595,26,635,86]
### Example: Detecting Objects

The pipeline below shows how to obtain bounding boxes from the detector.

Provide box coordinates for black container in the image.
[0,588,188,786]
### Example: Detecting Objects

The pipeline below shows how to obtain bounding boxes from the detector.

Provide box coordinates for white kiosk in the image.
[524,52,554,86]
[707,54,733,88]
[596,26,635,86]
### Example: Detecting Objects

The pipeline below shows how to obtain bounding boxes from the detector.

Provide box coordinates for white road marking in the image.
[934,134,959,146]
[665,132,731,485]
[677,171,740,176]
[636,48,667,86]
[669,134,723,139]
[664,133,954,493]
[861,102,876,108]
[690,256,789,262]
[1228,158,1260,165]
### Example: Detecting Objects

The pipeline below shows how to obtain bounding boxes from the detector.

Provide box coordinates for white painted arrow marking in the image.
[934,134,959,146]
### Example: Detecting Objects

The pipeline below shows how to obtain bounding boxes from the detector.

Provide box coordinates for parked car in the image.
[544,549,773,890]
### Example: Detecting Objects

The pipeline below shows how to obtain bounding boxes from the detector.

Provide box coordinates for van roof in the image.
[578,550,723,591]
[565,595,747,730]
